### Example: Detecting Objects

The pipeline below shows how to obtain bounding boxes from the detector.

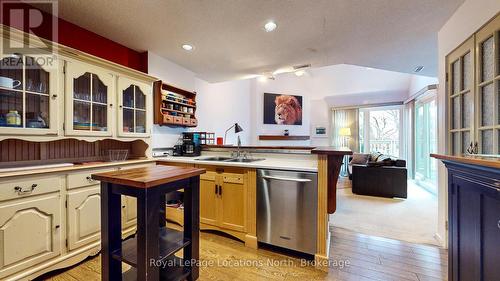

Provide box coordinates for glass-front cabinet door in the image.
[65,60,114,136]
[447,36,475,156]
[0,53,60,135]
[117,77,151,137]
[475,15,499,155]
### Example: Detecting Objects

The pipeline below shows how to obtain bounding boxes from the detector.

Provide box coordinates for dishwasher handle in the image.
[261,175,312,183]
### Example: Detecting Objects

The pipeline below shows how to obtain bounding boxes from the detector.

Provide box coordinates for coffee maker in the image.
[182,132,201,156]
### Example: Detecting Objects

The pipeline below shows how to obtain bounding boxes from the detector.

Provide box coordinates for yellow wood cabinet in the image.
[0,194,62,279]
[67,186,101,251]
[196,165,255,247]
[159,161,257,248]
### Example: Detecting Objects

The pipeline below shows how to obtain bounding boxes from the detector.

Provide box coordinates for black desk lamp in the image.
[224,123,243,145]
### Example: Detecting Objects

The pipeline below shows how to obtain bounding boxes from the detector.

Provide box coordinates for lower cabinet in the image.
[67,186,101,251]
[197,165,252,243]
[446,161,500,281]
[121,195,137,231]
[0,194,62,279]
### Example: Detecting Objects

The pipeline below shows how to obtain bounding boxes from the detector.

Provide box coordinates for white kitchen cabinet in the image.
[121,195,137,231]
[64,60,115,137]
[0,53,61,136]
[67,186,101,251]
[117,76,152,138]
[0,194,62,279]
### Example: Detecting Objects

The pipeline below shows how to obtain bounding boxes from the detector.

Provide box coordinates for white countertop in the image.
[156,153,318,172]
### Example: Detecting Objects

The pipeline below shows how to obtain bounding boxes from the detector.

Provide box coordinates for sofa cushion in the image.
[350,153,370,165]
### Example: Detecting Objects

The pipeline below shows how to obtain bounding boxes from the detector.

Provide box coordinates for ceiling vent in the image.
[293,64,311,70]
[414,66,424,73]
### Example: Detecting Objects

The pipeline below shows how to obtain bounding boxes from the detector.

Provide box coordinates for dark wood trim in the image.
[258,135,310,141]
[431,154,500,169]
[311,147,353,156]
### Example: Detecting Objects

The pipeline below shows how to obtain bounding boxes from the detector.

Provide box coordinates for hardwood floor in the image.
[37,227,447,281]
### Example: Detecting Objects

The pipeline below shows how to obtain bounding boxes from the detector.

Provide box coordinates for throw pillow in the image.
[350,153,370,165]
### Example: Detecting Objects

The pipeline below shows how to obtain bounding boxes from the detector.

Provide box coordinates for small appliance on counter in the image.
[152,147,174,158]
[182,132,201,156]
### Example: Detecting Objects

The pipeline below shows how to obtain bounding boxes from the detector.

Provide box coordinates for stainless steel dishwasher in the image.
[257,169,317,255]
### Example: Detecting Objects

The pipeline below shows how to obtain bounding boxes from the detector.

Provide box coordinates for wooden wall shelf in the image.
[258,135,310,141]
[153,81,198,127]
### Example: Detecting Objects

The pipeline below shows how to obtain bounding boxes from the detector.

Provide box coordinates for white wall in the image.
[147,51,197,148]
[195,78,252,146]
[249,64,427,146]
[436,0,500,246]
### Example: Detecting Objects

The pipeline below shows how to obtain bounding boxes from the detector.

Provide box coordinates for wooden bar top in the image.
[431,154,500,169]
[92,165,206,188]
[311,147,353,155]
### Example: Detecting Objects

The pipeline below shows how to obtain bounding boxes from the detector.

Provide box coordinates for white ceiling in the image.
[47,0,463,82]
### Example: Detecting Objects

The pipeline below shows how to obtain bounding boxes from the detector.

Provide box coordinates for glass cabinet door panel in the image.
[462,131,470,153]
[135,87,145,109]
[73,73,91,101]
[123,108,134,133]
[73,101,90,130]
[26,93,49,128]
[481,36,494,82]
[0,89,23,127]
[135,110,146,133]
[461,52,472,91]
[481,130,493,154]
[123,86,134,108]
[25,59,49,94]
[452,132,460,155]
[481,83,494,126]
[462,92,472,128]
[92,75,108,104]
[92,104,107,132]
[452,60,460,95]
[0,56,23,90]
[452,96,460,129]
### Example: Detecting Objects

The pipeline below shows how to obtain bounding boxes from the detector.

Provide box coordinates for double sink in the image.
[195,156,265,163]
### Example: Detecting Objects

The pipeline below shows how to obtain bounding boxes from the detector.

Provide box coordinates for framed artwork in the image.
[263,93,303,125]
[313,125,328,138]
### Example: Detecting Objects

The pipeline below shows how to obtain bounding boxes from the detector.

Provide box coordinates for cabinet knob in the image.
[109,104,113,107]
[55,225,60,229]
[52,94,58,98]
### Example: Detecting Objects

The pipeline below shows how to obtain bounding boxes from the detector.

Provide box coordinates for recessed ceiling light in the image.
[182,44,194,51]
[264,21,277,32]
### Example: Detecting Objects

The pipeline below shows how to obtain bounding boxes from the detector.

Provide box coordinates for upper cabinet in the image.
[0,53,60,135]
[117,77,152,137]
[447,14,500,156]
[65,60,115,137]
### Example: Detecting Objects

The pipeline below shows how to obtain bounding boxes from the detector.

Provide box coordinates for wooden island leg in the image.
[136,190,161,281]
[184,176,200,281]
[100,182,122,281]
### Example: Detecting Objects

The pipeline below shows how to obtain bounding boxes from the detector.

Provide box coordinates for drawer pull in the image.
[14,184,37,194]
[86,176,97,182]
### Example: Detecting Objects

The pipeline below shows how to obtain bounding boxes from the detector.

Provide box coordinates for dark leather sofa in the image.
[348,153,407,199]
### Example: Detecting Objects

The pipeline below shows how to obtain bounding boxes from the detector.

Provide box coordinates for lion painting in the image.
[274,95,302,125]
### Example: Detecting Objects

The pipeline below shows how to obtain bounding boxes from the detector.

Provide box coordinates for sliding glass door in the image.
[415,98,437,193]
[359,106,403,157]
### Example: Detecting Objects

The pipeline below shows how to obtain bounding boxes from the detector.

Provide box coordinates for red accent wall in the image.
[0,1,148,72]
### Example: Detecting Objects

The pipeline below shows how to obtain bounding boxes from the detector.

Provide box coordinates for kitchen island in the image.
[157,145,352,270]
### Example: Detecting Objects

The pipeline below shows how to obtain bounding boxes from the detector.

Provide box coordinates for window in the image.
[359,106,403,157]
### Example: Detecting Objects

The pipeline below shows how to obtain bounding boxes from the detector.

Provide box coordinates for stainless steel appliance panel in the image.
[257,169,317,254]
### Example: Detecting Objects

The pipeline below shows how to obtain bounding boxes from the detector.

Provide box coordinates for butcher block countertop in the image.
[431,154,500,169]
[92,165,206,188]
[0,158,155,179]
